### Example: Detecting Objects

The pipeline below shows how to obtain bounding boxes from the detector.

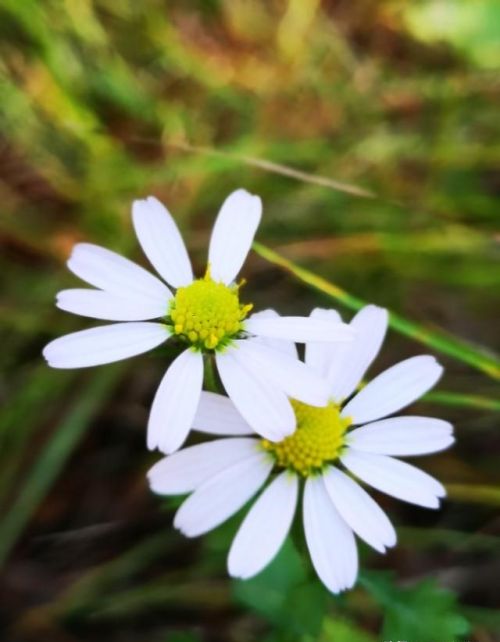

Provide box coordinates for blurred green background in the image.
[0,1,499,641]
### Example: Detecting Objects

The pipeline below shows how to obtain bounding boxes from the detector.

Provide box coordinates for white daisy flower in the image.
[148,305,454,594]
[43,190,353,453]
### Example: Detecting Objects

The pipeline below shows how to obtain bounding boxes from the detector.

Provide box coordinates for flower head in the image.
[261,400,350,476]
[43,190,353,453]
[148,305,454,594]
[168,269,251,351]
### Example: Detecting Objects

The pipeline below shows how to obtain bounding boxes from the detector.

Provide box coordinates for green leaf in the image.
[361,572,470,642]
[233,538,328,637]
[233,538,306,618]
[321,616,376,642]
[285,581,328,638]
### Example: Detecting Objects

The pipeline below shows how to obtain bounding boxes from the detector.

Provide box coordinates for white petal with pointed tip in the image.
[248,309,298,359]
[303,476,358,594]
[305,308,343,379]
[43,322,170,369]
[174,452,272,537]
[329,305,388,402]
[233,340,330,407]
[341,450,445,508]
[208,189,262,284]
[246,315,354,343]
[347,416,454,456]
[216,350,295,441]
[192,391,253,436]
[67,243,170,302]
[341,356,443,424]
[228,471,298,579]
[148,438,259,495]
[322,466,396,553]
[56,289,169,321]
[147,349,203,454]
[132,196,193,288]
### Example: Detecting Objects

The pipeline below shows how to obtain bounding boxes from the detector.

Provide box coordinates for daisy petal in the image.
[148,438,259,495]
[347,416,454,456]
[329,305,388,402]
[323,466,396,553]
[216,350,295,441]
[208,189,262,284]
[305,308,343,379]
[193,392,253,436]
[43,322,169,369]
[341,450,445,509]
[246,315,354,343]
[132,196,193,287]
[147,349,203,454]
[228,471,298,579]
[233,340,330,407]
[341,356,443,424]
[303,477,358,593]
[174,451,272,537]
[248,310,298,359]
[56,289,169,321]
[67,243,170,302]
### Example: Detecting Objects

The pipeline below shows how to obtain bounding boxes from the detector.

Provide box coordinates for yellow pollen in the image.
[261,400,351,477]
[168,270,252,351]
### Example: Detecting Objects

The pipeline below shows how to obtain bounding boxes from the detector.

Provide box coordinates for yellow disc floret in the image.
[262,400,351,477]
[168,269,252,351]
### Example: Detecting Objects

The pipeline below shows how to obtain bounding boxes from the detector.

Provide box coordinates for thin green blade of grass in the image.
[23,573,231,628]
[0,364,125,566]
[0,367,79,508]
[424,391,500,411]
[63,575,231,621]
[39,531,176,621]
[253,242,500,381]
[445,484,500,506]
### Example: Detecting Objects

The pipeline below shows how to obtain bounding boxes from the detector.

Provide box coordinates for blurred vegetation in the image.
[0,1,499,641]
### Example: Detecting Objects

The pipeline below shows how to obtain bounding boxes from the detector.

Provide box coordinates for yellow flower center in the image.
[262,401,351,477]
[168,270,253,351]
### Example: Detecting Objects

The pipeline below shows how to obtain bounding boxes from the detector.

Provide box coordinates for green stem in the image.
[203,353,219,393]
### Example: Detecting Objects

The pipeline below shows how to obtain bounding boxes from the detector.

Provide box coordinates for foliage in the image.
[361,572,470,642]
[404,0,500,69]
[0,0,498,640]
[233,538,328,639]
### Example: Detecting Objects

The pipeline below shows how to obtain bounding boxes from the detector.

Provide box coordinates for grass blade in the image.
[424,391,500,411]
[0,365,125,566]
[253,242,500,380]
[446,484,500,506]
